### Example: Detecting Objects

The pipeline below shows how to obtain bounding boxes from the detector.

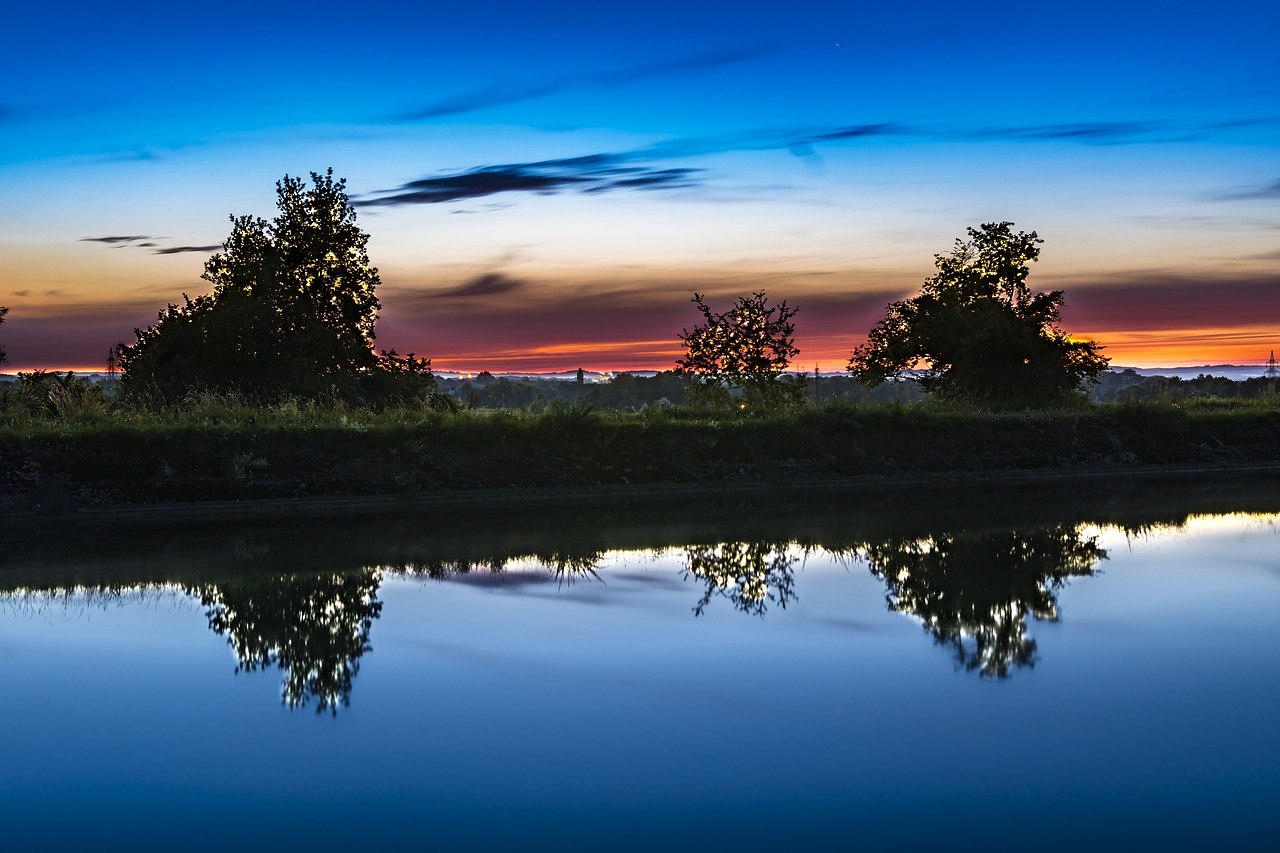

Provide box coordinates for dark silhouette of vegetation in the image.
[849,222,1109,408]
[857,525,1105,677]
[676,291,805,409]
[3,369,109,419]
[448,370,689,410]
[0,306,7,366]
[1092,369,1280,403]
[188,569,383,714]
[118,169,436,405]
[682,541,798,616]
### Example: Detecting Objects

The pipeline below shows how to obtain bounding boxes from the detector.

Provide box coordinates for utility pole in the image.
[105,346,118,387]
[1267,350,1278,379]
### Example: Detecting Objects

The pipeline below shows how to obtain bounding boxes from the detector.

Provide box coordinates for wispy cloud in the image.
[358,154,702,207]
[360,116,1278,208]
[152,244,222,255]
[395,45,776,121]
[80,235,153,245]
[968,121,1164,142]
[435,272,528,299]
[1209,178,1280,201]
[81,235,221,255]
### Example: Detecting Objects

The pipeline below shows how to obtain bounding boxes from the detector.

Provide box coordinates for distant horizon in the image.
[6,358,1278,379]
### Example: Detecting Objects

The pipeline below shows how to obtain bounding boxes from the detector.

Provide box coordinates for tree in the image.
[675,291,804,408]
[0,306,7,366]
[119,169,433,402]
[849,222,1109,408]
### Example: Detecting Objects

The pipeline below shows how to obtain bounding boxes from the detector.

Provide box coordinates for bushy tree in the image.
[119,169,434,403]
[675,291,804,408]
[0,306,8,366]
[849,223,1108,408]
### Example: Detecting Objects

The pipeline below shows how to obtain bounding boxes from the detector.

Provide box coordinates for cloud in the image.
[968,121,1164,143]
[395,45,775,121]
[1210,178,1280,201]
[151,245,222,255]
[81,235,221,254]
[435,272,527,299]
[80,235,153,245]
[358,155,702,207]
[1050,272,1280,332]
[359,116,1276,209]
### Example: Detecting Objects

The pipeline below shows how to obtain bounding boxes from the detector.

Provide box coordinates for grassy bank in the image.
[3,394,1279,512]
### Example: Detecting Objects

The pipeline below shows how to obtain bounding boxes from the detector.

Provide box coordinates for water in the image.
[2,479,1278,851]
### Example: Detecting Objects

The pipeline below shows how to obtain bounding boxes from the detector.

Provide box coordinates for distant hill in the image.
[1110,365,1275,381]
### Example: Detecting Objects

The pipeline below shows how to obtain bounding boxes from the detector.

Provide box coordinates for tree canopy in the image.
[674,291,804,408]
[119,169,433,403]
[0,306,8,366]
[848,222,1109,408]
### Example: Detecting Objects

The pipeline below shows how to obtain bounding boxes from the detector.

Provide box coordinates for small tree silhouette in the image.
[675,291,804,409]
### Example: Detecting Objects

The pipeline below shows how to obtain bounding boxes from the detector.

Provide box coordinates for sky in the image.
[2,0,1277,372]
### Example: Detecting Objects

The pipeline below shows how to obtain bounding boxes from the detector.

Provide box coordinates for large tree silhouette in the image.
[849,223,1108,408]
[119,170,433,402]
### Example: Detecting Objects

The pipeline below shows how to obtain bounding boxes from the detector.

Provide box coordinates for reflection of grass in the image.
[2,394,1279,503]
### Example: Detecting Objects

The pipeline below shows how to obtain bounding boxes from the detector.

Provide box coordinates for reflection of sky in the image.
[2,514,1278,848]
[2,1,1278,371]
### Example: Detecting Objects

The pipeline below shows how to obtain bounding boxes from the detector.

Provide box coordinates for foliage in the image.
[682,541,798,616]
[859,525,1105,677]
[2,370,109,420]
[118,169,435,405]
[849,222,1109,408]
[189,569,383,714]
[1092,369,1280,403]
[675,291,805,410]
[0,305,7,366]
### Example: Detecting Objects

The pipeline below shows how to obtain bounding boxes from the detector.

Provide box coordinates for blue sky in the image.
[2,0,1277,370]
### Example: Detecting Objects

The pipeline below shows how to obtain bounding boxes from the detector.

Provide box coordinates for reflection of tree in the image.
[389,549,603,585]
[859,525,1105,677]
[534,549,604,586]
[682,541,797,616]
[188,569,382,714]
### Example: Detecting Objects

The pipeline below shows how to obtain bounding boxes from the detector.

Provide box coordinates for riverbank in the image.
[3,401,1279,521]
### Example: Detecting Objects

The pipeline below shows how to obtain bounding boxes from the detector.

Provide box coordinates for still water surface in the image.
[2,481,1278,850]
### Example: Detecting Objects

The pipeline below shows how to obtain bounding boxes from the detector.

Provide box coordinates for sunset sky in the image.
[2,0,1277,372]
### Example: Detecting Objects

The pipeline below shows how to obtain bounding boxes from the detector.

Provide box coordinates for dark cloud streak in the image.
[80,235,153,244]
[434,272,527,299]
[357,155,701,207]
[395,45,776,121]
[1210,178,1280,201]
[358,116,1277,208]
[151,245,222,255]
[81,235,221,255]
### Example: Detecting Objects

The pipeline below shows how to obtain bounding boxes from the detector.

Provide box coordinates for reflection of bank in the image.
[858,525,1105,678]
[189,570,383,714]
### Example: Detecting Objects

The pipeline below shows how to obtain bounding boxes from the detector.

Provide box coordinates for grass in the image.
[3,387,1279,507]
